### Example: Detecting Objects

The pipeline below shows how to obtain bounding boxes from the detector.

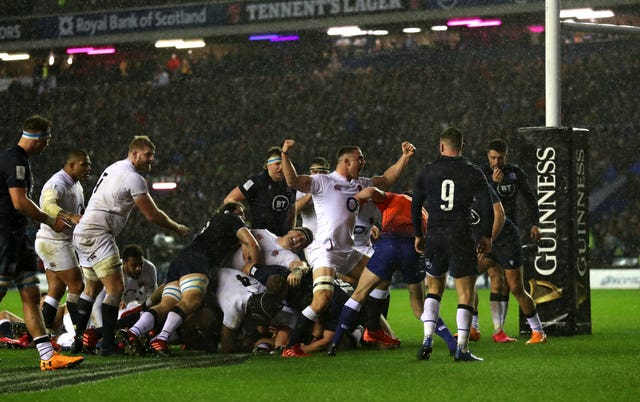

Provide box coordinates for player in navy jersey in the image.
[411,127,493,362]
[472,188,547,345]
[0,115,84,370]
[224,146,296,236]
[481,138,542,342]
[483,138,541,241]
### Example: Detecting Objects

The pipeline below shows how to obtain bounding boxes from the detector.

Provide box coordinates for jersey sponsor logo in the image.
[271,250,279,256]
[272,194,290,212]
[496,183,516,197]
[16,165,26,180]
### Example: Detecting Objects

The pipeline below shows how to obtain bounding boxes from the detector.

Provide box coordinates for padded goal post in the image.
[515,126,591,336]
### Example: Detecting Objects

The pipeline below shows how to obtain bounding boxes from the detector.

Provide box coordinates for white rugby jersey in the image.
[122,258,158,305]
[74,159,147,236]
[296,191,318,235]
[230,228,300,270]
[216,268,266,330]
[36,169,85,241]
[309,172,372,252]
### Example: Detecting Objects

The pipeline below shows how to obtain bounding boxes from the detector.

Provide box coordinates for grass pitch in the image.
[1,288,638,401]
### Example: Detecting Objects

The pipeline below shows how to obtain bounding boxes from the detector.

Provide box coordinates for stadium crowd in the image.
[1,33,639,271]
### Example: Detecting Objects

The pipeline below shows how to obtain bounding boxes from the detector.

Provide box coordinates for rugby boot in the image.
[526,331,548,345]
[150,338,171,357]
[416,337,432,360]
[492,330,517,343]
[326,342,337,357]
[281,344,310,357]
[82,327,99,354]
[0,337,24,349]
[116,329,145,356]
[454,327,481,342]
[363,328,401,346]
[18,332,33,349]
[453,347,483,362]
[41,352,84,371]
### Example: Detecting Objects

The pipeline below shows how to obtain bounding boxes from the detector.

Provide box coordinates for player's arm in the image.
[223,186,246,204]
[41,187,82,224]
[220,325,238,353]
[134,193,190,237]
[371,141,416,190]
[492,200,506,242]
[355,186,386,204]
[237,227,262,267]
[411,174,427,253]
[9,187,67,231]
[295,193,312,214]
[281,139,312,193]
[301,329,333,353]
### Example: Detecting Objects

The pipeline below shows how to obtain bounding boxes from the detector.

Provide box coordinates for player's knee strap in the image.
[179,276,209,295]
[162,284,182,302]
[82,266,99,281]
[13,272,39,291]
[313,275,334,293]
[93,255,122,279]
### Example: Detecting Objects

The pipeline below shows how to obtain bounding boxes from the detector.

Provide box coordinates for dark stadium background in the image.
[1,0,639,276]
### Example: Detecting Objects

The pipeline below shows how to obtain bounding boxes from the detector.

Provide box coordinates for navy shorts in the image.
[423,228,477,279]
[0,227,38,277]
[165,248,211,283]
[367,235,426,284]
[490,229,523,270]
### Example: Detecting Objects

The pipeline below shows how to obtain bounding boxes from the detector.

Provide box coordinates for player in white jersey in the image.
[215,268,286,353]
[91,244,158,326]
[35,150,91,336]
[280,139,416,357]
[230,228,312,277]
[295,157,330,267]
[72,136,189,355]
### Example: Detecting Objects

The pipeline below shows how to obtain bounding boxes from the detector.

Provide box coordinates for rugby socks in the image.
[472,310,480,331]
[100,301,119,351]
[331,298,361,347]
[129,310,158,337]
[435,317,457,353]
[75,293,96,335]
[489,292,503,332]
[366,289,389,331]
[41,295,59,330]
[34,335,54,361]
[526,310,544,333]
[421,294,441,342]
[500,295,510,328]
[155,306,186,342]
[65,293,81,332]
[456,304,474,352]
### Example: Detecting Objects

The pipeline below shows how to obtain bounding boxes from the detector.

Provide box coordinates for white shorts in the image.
[312,247,365,276]
[35,238,79,271]
[72,232,119,268]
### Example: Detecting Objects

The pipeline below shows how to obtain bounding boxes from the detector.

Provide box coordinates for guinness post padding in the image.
[515,127,591,336]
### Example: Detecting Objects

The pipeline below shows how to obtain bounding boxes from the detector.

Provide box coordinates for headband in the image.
[22,130,51,139]
[267,156,282,165]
